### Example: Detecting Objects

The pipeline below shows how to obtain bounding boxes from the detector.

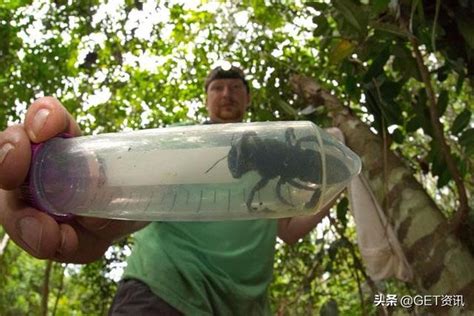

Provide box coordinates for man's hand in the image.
[0,97,148,263]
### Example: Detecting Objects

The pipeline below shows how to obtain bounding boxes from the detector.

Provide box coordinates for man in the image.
[0,66,330,315]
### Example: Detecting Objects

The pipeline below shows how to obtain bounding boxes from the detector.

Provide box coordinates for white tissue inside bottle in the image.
[103,146,237,186]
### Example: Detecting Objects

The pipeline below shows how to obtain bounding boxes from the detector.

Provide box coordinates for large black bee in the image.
[207,128,351,211]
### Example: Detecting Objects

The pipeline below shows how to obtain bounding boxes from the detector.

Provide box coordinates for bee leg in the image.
[276,178,293,206]
[288,179,318,191]
[304,188,322,209]
[295,135,319,147]
[285,127,297,146]
[246,177,269,211]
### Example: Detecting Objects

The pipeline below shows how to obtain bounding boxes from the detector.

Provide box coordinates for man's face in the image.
[206,78,250,123]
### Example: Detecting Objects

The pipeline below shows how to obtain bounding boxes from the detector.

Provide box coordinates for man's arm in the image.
[277,199,335,245]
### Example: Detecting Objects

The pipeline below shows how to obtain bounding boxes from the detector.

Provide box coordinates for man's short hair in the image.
[205,66,249,93]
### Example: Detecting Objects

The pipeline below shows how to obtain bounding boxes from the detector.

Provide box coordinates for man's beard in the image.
[217,105,244,122]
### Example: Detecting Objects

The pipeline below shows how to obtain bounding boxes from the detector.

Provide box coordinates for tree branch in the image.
[409,36,470,228]
[41,260,53,316]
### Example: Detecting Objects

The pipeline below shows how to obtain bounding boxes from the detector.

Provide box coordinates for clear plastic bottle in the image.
[24,121,361,221]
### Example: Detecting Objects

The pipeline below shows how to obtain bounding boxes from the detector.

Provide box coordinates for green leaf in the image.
[406,117,421,133]
[456,71,465,93]
[336,197,349,227]
[0,0,30,10]
[437,66,448,82]
[412,88,433,136]
[329,39,355,65]
[391,128,404,144]
[276,98,299,118]
[250,0,284,29]
[371,0,390,15]
[459,128,474,155]
[333,0,365,32]
[455,9,474,49]
[306,1,328,11]
[393,46,422,81]
[370,21,408,38]
[380,80,402,100]
[384,100,403,125]
[364,46,390,81]
[437,167,451,188]
[451,109,471,135]
[436,90,449,117]
[344,75,358,99]
[313,15,329,36]
[429,142,448,181]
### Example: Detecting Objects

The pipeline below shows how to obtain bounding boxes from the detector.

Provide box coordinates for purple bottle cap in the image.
[22,133,75,222]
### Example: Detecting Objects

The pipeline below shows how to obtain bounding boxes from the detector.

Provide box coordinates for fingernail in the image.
[29,108,50,140]
[0,143,14,164]
[18,217,42,253]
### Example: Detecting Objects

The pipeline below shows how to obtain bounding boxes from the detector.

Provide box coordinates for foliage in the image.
[0,0,472,315]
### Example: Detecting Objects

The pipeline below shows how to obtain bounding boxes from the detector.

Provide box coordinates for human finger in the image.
[0,189,63,259]
[24,96,81,143]
[0,125,31,189]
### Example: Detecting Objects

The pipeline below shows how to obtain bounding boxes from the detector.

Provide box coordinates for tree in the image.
[0,0,472,314]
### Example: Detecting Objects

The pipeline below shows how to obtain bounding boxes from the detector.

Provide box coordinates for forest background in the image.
[0,0,473,315]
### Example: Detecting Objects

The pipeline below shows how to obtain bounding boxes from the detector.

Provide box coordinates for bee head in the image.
[228,131,257,178]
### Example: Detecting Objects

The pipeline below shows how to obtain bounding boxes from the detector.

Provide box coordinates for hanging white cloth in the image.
[326,127,413,282]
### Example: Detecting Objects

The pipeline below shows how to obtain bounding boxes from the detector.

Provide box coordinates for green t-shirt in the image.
[123,219,278,315]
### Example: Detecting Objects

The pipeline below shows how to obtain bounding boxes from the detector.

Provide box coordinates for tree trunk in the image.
[40,260,53,316]
[52,263,66,316]
[290,75,474,313]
